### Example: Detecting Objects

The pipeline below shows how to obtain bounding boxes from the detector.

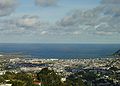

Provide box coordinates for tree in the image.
[109,67,118,71]
[11,80,24,86]
[2,72,15,80]
[14,72,33,86]
[37,68,62,86]
[65,74,85,86]
[0,76,4,83]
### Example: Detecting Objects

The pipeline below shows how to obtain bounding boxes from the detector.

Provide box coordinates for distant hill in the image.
[113,49,120,56]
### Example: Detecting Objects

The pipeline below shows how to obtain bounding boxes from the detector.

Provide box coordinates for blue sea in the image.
[0,43,120,59]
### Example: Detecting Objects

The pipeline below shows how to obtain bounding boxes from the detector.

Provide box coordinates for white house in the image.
[0,84,12,86]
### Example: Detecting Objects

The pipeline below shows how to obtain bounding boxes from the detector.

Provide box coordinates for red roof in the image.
[33,81,41,85]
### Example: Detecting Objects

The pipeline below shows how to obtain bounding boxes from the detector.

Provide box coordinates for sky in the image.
[0,0,120,43]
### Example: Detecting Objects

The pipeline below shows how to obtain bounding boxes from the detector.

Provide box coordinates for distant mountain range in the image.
[113,49,120,56]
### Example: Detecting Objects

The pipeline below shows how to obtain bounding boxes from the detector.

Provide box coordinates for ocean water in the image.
[0,43,120,59]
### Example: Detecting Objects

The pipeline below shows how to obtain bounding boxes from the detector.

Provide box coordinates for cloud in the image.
[100,0,120,17]
[0,0,120,38]
[0,15,50,36]
[0,19,27,35]
[93,0,120,34]
[41,31,48,35]
[35,0,58,7]
[0,0,18,17]
[57,9,98,27]
[54,0,120,36]
[16,15,39,28]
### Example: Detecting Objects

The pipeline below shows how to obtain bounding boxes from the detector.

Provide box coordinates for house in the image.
[0,84,12,86]
[0,71,6,75]
[61,78,66,82]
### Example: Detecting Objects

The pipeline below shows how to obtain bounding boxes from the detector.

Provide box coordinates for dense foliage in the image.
[37,68,63,86]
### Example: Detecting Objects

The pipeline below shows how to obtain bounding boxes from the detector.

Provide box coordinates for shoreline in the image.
[0,51,119,59]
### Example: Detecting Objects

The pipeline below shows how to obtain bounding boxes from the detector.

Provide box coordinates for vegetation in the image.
[0,67,119,86]
[0,72,35,86]
[37,68,62,86]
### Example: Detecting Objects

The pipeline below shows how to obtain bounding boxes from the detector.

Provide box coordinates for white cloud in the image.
[0,0,18,16]
[54,0,120,36]
[99,0,120,17]
[0,0,120,38]
[16,15,39,27]
[0,15,49,36]
[41,31,48,35]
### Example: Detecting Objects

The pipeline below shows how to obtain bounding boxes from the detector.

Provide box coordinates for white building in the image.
[0,84,12,86]
[0,71,6,75]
